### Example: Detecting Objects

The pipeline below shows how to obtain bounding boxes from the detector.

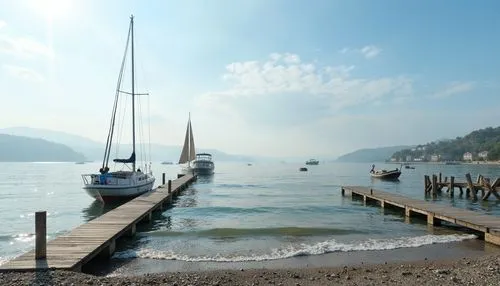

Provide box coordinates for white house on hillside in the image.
[478,151,488,160]
[463,152,473,161]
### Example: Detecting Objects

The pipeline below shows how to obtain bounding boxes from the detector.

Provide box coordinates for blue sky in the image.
[0,0,499,157]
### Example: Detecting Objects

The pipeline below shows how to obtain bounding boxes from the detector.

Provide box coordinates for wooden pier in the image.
[341,186,500,246]
[0,173,196,273]
[424,173,500,200]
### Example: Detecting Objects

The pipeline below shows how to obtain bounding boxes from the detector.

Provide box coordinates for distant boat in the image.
[192,153,215,176]
[445,161,461,165]
[404,165,415,169]
[75,161,85,165]
[247,163,252,166]
[305,159,319,165]
[81,15,155,203]
[178,113,196,173]
[161,161,173,165]
[370,164,401,180]
[299,167,308,172]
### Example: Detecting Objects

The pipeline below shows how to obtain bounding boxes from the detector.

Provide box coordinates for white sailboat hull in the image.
[82,172,155,202]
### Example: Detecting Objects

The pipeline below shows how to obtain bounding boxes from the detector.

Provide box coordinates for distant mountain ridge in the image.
[335,145,413,163]
[0,134,86,162]
[0,127,265,162]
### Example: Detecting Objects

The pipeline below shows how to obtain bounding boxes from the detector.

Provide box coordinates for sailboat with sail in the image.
[81,15,155,202]
[178,113,196,173]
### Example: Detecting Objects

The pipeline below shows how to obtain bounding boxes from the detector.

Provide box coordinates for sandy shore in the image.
[2,253,500,285]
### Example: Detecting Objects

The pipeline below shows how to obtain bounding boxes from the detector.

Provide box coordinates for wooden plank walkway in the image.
[0,174,196,272]
[342,186,500,246]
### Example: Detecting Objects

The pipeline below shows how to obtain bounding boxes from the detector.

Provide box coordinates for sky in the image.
[1,0,499,158]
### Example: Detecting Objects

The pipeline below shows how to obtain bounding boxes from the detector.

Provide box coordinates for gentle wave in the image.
[216,183,268,189]
[113,234,477,262]
[143,227,364,238]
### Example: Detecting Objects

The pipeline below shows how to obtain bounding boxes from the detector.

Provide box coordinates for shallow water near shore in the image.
[1,161,500,274]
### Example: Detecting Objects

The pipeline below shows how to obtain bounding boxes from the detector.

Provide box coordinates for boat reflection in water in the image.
[82,200,123,222]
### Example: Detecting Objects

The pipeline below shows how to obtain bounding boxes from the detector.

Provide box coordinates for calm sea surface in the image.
[1,161,500,272]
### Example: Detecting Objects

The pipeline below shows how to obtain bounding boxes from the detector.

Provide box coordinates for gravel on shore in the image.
[1,253,500,286]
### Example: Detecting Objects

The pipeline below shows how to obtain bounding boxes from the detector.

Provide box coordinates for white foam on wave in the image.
[112,233,477,262]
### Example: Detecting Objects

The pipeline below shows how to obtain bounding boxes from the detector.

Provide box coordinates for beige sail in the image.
[178,116,196,164]
[188,120,196,161]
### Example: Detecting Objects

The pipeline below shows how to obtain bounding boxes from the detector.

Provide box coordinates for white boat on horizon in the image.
[81,15,155,203]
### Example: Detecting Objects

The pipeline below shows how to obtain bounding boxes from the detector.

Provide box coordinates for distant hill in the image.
[0,134,86,162]
[392,126,500,161]
[336,146,412,163]
[0,127,266,162]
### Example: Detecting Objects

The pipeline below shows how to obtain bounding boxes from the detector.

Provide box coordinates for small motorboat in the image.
[299,167,308,172]
[404,165,415,169]
[305,159,319,165]
[370,164,401,180]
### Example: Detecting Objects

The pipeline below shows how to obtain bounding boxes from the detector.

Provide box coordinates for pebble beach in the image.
[2,253,500,286]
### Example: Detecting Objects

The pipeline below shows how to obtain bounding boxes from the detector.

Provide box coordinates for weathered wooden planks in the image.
[0,174,196,272]
[342,186,500,245]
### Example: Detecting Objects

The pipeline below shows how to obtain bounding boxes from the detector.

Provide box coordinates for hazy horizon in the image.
[1,0,499,157]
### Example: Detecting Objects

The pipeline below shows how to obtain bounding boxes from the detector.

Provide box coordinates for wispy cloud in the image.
[0,20,6,30]
[433,81,475,98]
[197,52,411,125]
[339,45,382,59]
[0,36,53,59]
[360,45,381,59]
[3,65,45,82]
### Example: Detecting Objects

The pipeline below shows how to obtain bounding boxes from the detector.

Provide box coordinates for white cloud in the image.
[360,45,381,59]
[433,81,475,98]
[0,36,53,59]
[199,52,411,115]
[3,65,44,82]
[339,45,382,59]
[0,20,6,30]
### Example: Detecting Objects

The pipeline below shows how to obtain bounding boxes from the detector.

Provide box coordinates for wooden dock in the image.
[424,173,500,200]
[0,173,196,272]
[342,186,500,246]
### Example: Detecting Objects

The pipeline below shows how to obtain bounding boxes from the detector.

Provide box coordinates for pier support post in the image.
[341,188,345,196]
[99,240,116,259]
[168,180,172,193]
[427,213,441,226]
[405,207,411,217]
[432,175,438,196]
[162,173,166,185]
[450,176,455,196]
[127,224,137,237]
[35,211,46,260]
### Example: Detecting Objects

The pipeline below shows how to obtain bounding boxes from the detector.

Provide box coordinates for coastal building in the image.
[463,152,473,161]
[478,151,488,160]
[430,154,440,162]
[390,157,397,162]
[405,155,412,162]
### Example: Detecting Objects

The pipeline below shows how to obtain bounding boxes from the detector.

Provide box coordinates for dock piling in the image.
[35,211,46,260]
[168,180,172,193]
[162,173,166,185]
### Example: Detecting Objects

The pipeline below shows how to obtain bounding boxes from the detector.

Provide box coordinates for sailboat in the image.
[81,15,155,202]
[178,113,196,173]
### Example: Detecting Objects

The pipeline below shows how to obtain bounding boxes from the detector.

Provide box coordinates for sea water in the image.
[0,162,499,273]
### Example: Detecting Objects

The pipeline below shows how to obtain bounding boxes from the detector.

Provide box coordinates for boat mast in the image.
[130,14,136,172]
[188,112,191,165]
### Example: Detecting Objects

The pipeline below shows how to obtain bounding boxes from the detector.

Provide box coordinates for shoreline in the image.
[2,247,500,285]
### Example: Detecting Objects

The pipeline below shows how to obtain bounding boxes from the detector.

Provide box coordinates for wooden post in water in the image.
[168,180,172,193]
[450,176,455,196]
[35,211,46,259]
[465,173,475,199]
[162,173,166,185]
[439,173,442,183]
[432,174,438,196]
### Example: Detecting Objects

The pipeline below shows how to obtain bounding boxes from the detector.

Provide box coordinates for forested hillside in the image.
[391,127,500,161]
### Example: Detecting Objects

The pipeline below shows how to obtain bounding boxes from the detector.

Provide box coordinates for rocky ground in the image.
[1,254,500,285]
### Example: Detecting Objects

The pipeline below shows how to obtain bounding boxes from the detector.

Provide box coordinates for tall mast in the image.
[188,112,191,164]
[130,15,136,172]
